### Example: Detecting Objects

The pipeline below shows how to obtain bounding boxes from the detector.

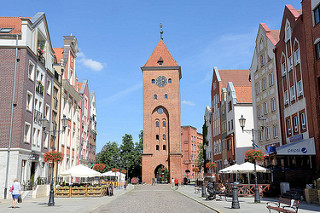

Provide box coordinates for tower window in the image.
[156,145,159,150]
[152,79,155,84]
[163,121,166,127]
[163,145,166,150]
[157,57,163,66]
[165,94,168,99]
[154,94,157,100]
[168,79,172,83]
[156,121,159,127]
[163,134,166,140]
[157,108,163,114]
[156,135,159,140]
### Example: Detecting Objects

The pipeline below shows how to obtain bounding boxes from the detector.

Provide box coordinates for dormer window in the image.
[157,57,163,66]
[0,28,13,33]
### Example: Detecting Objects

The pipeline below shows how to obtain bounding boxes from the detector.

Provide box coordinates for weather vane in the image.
[160,23,163,40]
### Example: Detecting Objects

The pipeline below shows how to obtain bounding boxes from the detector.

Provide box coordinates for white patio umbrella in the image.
[218,164,239,174]
[101,171,126,181]
[60,164,101,177]
[233,162,269,173]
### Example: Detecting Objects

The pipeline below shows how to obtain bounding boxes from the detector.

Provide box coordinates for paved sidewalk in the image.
[0,185,134,213]
[175,185,320,213]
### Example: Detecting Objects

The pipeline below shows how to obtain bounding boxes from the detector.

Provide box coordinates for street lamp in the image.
[238,115,265,203]
[40,115,68,206]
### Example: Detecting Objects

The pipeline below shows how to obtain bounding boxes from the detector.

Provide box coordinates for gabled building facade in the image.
[89,91,97,164]
[250,23,282,155]
[0,12,55,198]
[204,106,213,165]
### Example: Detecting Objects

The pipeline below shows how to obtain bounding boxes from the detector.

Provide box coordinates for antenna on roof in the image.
[160,23,163,40]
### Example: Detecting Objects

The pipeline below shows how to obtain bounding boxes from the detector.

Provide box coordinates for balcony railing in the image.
[36,81,44,96]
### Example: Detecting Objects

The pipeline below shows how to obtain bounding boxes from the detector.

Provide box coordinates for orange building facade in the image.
[141,39,183,184]
[181,126,203,179]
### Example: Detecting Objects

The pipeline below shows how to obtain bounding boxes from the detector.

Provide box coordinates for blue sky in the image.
[2,0,302,152]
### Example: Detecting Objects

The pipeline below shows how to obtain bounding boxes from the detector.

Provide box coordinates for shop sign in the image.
[28,152,39,160]
[276,138,315,155]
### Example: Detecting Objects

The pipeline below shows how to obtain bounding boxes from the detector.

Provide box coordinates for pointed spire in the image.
[143,39,178,67]
[160,23,163,40]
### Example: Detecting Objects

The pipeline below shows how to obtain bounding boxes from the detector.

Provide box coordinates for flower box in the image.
[55,186,70,197]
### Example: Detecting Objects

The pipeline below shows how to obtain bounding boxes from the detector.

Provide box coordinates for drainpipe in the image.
[4,34,19,199]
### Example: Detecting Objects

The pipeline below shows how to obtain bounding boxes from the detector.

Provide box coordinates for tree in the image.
[132,130,143,179]
[202,117,209,173]
[96,141,120,172]
[119,134,135,177]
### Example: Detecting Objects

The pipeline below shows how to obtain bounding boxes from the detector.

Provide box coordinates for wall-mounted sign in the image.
[28,152,39,160]
[276,138,315,155]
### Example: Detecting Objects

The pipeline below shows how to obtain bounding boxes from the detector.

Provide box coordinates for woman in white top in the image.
[11,178,21,208]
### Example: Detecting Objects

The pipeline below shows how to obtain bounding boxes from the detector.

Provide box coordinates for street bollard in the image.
[202,180,206,197]
[231,183,240,209]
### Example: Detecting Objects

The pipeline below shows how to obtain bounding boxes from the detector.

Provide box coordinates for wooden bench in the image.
[266,197,299,213]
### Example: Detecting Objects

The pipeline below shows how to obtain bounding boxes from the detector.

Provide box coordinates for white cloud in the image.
[182,100,196,106]
[77,52,104,71]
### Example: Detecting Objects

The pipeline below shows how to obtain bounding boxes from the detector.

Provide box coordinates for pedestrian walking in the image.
[174,178,179,190]
[10,178,21,208]
[154,177,157,185]
[172,178,174,187]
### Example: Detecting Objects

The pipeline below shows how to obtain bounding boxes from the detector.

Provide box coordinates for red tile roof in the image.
[219,69,251,89]
[0,17,23,34]
[234,86,252,103]
[260,23,280,46]
[143,39,178,67]
[53,48,64,63]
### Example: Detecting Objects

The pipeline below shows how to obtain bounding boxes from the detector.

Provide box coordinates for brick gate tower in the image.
[141,37,182,184]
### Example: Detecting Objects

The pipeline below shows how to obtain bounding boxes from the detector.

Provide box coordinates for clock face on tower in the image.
[156,76,167,87]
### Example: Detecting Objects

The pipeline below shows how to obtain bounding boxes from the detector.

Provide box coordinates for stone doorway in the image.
[154,164,169,184]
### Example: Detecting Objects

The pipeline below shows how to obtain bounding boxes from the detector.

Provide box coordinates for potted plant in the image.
[245,149,265,163]
[93,163,105,172]
[44,151,63,163]
[206,162,217,171]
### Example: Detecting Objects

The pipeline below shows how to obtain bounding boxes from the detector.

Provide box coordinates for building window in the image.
[260,54,265,67]
[228,101,232,111]
[269,73,274,86]
[281,61,286,76]
[314,4,320,25]
[295,49,300,65]
[301,112,306,130]
[154,94,157,100]
[152,79,155,84]
[47,79,51,95]
[290,85,296,101]
[156,121,159,127]
[228,121,230,131]
[259,130,263,141]
[163,134,166,140]
[262,78,267,91]
[255,82,260,95]
[293,116,299,133]
[191,136,193,141]
[45,104,50,120]
[288,56,293,71]
[28,61,35,81]
[163,121,166,127]
[26,91,33,111]
[231,119,233,130]
[156,135,159,140]
[273,125,278,138]
[156,145,159,150]
[164,94,168,99]
[284,90,289,105]
[43,132,49,148]
[285,24,291,41]
[297,81,303,97]
[33,127,36,145]
[266,127,270,140]
[168,78,172,83]
[257,105,261,117]
[264,102,268,115]
[163,145,166,150]
[316,41,320,59]
[24,122,31,143]
[271,98,276,112]
[286,118,292,136]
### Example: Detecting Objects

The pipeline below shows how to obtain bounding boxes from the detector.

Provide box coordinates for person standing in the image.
[174,178,179,190]
[11,178,21,208]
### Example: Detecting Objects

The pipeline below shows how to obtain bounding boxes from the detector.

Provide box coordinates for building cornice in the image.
[141,66,182,79]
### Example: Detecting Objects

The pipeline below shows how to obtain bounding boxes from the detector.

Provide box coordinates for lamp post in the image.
[40,115,68,206]
[117,156,120,188]
[201,158,206,197]
[238,115,265,203]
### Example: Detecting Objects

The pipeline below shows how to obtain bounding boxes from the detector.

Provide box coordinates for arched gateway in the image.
[141,38,182,184]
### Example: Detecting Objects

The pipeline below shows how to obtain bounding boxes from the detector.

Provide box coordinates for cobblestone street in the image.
[94,184,212,213]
